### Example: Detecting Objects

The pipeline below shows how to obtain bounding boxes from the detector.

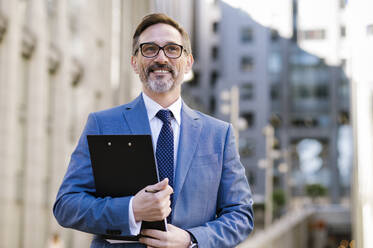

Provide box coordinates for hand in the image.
[132,178,173,222]
[139,224,191,248]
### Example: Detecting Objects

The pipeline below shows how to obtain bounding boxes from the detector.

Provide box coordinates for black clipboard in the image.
[87,135,167,242]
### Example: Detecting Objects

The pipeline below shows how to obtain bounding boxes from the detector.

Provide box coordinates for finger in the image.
[141,228,166,239]
[147,178,169,192]
[163,206,172,219]
[155,185,173,199]
[167,223,175,230]
[139,236,163,248]
[166,184,174,194]
[161,198,171,209]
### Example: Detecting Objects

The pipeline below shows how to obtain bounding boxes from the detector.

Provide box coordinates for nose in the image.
[153,48,168,63]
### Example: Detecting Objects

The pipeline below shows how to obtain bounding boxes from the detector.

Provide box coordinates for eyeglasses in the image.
[136,42,185,59]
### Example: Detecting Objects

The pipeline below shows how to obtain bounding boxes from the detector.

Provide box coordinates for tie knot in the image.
[156,110,172,124]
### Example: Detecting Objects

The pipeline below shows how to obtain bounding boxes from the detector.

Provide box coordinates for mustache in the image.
[146,63,174,76]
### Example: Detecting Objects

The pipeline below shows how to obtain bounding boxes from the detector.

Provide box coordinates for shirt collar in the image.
[142,92,182,125]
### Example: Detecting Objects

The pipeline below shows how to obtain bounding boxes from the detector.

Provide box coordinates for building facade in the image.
[0,0,113,247]
[185,0,351,208]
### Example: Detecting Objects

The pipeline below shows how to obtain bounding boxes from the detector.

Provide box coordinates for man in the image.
[53,13,254,248]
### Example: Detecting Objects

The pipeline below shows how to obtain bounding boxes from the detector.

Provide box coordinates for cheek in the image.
[174,61,186,75]
[137,58,149,70]
[140,63,149,74]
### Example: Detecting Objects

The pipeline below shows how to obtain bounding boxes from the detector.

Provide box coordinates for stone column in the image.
[67,0,113,246]
[21,0,49,247]
[45,0,75,246]
[117,0,150,105]
[0,0,23,247]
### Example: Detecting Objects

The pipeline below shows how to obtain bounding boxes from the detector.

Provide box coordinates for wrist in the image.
[131,197,141,222]
[186,231,198,248]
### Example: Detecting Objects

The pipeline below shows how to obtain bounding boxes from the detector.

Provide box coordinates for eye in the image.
[142,44,158,54]
[165,45,180,53]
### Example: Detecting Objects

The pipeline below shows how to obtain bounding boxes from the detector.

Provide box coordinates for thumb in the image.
[148,178,169,191]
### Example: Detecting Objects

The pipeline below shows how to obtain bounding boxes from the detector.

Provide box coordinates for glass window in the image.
[340,26,346,37]
[291,117,318,128]
[270,84,280,100]
[300,29,326,40]
[290,50,321,66]
[210,71,219,87]
[212,21,219,33]
[211,46,218,60]
[241,27,253,43]
[241,83,254,100]
[318,115,330,127]
[241,112,255,127]
[209,96,216,113]
[271,29,279,42]
[241,56,254,72]
[268,52,282,74]
[239,137,256,157]
[315,84,329,98]
[338,78,349,99]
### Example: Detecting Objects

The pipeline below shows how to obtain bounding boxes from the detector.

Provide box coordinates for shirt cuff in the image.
[128,197,142,235]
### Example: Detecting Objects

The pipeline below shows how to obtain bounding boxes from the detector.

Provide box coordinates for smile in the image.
[149,69,173,77]
[152,70,170,73]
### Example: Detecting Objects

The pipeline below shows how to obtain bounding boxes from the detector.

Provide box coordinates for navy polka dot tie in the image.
[156,110,174,222]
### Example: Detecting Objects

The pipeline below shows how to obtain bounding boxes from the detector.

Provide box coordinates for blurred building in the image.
[236,0,373,241]
[0,0,193,247]
[183,0,351,208]
[291,0,351,203]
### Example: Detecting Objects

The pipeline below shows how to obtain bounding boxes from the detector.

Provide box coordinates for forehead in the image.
[139,23,183,45]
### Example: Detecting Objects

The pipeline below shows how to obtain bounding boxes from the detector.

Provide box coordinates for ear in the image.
[131,55,139,74]
[184,54,194,74]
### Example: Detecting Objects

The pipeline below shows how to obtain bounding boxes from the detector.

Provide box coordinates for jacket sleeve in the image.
[53,113,133,237]
[187,124,254,247]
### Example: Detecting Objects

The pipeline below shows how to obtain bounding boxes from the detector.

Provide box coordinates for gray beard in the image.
[144,78,175,93]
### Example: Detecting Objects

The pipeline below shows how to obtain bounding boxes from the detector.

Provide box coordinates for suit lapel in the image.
[173,102,202,204]
[122,94,152,135]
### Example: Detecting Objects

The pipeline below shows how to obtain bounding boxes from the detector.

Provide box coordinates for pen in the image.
[145,189,160,193]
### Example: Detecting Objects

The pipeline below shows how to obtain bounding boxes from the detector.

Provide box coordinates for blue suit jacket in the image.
[53,95,254,248]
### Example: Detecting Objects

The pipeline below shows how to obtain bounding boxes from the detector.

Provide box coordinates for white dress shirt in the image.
[128,92,182,235]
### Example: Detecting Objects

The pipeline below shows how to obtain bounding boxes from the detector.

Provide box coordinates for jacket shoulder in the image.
[92,96,140,119]
[91,104,127,119]
[194,110,230,130]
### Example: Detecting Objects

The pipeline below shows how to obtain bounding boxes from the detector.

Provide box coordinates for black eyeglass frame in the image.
[135,42,187,59]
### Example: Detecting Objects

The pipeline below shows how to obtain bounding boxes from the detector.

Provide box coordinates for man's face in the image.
[131,23,193,94]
